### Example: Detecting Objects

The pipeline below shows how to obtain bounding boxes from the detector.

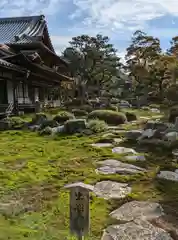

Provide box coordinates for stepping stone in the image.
[97,159,144,171]
[96,166,143,175]
[112,147,137,154]
[110,201,164,222]
[94,181,131,200]
[113,138,123,144]
[91,143,113,148]
[124,155,146,161]
[157,171,178,182]
[101,219,173,240]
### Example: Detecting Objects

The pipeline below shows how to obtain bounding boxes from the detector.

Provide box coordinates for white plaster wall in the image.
[7,80,13,103]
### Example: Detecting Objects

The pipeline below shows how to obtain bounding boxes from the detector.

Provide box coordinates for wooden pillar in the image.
[12,80,19,115]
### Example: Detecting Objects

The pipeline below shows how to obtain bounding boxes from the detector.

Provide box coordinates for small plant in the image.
[88,110,127,125]
[53,111,75,123]
[106,104,118,111]
[88,119,108,133]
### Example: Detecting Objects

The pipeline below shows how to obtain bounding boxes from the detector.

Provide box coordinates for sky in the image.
[1,0,178,61]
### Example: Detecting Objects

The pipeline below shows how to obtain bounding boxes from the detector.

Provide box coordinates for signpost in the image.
[64,182,94,240]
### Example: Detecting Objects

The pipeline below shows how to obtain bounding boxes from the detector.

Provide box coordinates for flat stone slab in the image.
[110,201,164,221]
[112,147,137,155]
[157,171,178,182]
[97,159,144,171]
[124,155,146,161]
[102,219,173,240]
[93,181,131,200]
[91,143,113,148]
[96,166,143,175]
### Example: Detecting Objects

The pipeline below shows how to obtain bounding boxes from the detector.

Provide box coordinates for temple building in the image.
[0,15,72,115]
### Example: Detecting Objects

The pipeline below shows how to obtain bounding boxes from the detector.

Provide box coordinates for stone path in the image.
[96,159,146,175]
[101,219,173,240]
[110,201,164,221]
[94,181,131,200]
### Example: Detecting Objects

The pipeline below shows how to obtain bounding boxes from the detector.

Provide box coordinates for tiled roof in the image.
[0,15,48,45]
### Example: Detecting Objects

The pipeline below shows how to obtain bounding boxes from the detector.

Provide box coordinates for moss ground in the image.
[1,108,178,239]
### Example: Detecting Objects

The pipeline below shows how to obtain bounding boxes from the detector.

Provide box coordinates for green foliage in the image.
[88,119,108,133]
[63,34,121,99]
[106,104,118,111]
[72,109,88,117]
[80,105,93,113]
[64,119,87,134]
[7,116,27,129]
[53,111,75,123]
[88,110,127,125]
[39,120,59,130]
[125,111,137,122]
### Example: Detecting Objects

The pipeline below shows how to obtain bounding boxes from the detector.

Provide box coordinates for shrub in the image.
[46,108,62,115]
[39,126,52,136]
[125,111,137,122]
[39,120,59,130]
[80,105,93,113]
[168,106,178,123]
[64,119,87,134]
[31,112,47,125]
[53,111,75,123]
[88,119,108,133]
[4,117,27,129]
[72,109,88,117]
[149,104,160,109]
[88,110,127,125]
[106,104,118,111]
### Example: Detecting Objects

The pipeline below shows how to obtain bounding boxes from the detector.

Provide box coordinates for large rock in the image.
[125,130,143,140]
[112,147,137,154]
[94,181,131,200]
[110,201,164,221]
[144,121,168,131]
[101,219,173,240]
[0,119,11,131]
[157,171,178,182]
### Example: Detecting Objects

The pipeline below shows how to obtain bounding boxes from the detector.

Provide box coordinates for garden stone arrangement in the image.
[1,102,178,239]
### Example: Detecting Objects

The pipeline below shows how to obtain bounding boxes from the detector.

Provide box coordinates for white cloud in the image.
[51,35,72,54]
[71,0,178,31]
[0,0,67,16]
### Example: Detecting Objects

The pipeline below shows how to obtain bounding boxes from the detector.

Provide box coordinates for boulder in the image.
[0,119,11,131]
[93,181,131,200]
[144,121,168,131]
[110,201,164,221]
[157,171,178,182]
[125,130,143,140]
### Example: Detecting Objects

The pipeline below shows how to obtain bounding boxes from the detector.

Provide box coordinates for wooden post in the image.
[64,182,93,240]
